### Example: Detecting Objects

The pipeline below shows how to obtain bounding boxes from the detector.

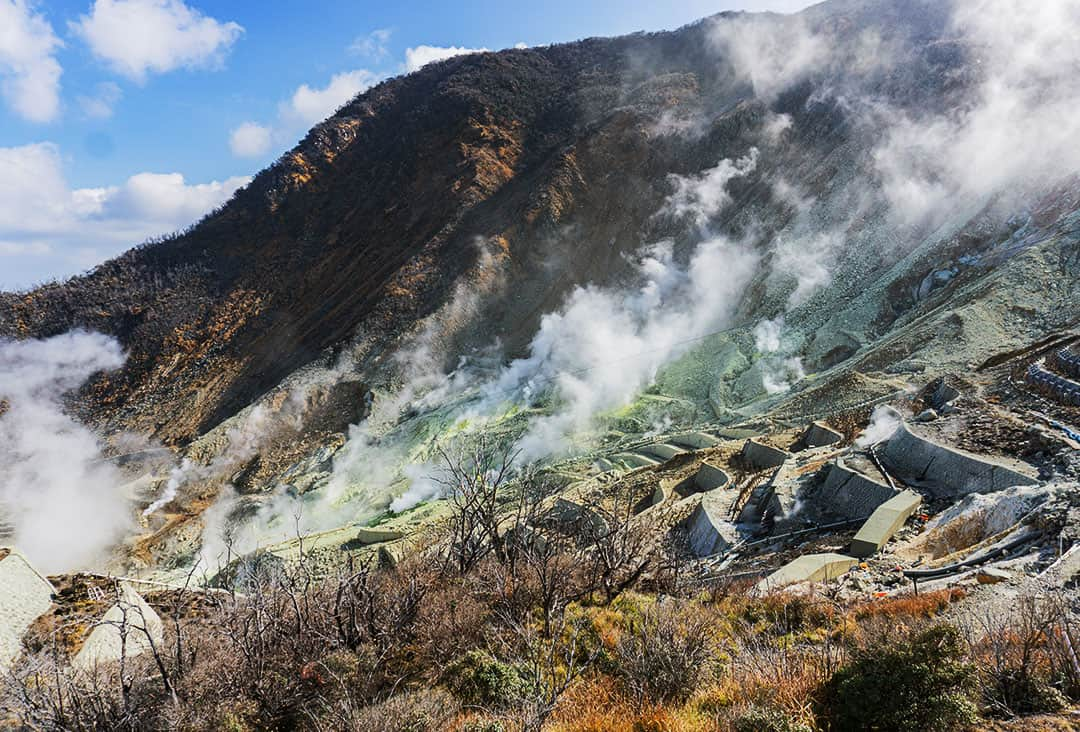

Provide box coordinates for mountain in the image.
[0,0,1077,580]
[3,1,1080,728]
[1,0,963,443]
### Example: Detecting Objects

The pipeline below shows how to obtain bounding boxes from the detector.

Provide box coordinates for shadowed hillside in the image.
[0,1,960,445]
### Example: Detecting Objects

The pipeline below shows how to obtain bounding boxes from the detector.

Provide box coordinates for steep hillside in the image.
[0,0,1077,577]
[0,0,961,445]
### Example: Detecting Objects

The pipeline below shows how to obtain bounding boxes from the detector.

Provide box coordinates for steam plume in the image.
[0,331,129,573]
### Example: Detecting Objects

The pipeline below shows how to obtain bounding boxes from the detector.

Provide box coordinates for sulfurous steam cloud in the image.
[0,331,129,573]
[479,149,761,462]
[208,0,1080,544]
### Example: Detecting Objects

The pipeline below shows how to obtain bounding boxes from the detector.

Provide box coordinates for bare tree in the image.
[436,436,519,574]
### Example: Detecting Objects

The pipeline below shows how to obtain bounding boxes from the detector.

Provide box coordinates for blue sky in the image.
[0,0,812,290]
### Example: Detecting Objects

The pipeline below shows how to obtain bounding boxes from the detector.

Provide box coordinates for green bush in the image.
[731,704,813,732]
[987,671,1067,716]
[818,624,978,732]
[444,650,528,709]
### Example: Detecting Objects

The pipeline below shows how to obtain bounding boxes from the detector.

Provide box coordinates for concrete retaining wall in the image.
[73,584,164,672]
[612,452,659,469]
[682,492,738,557]
[661,462,732,503]
[353,527,405,545]
[740,439,788,471]
[1051,348,1080,379]
[755,553,857,593]
[693,463,730,492]
[640,443,686,461]
[669,432,719,450]
[0,550,55,670]
[800,422,843,449]
[815,460,897,522]
[881,422,1037,497]
[1027,363,1080,406]
[850,490,923,557]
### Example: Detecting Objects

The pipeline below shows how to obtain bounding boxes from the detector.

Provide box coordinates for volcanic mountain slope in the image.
[1,0,1079,573]
[0,0,965,445]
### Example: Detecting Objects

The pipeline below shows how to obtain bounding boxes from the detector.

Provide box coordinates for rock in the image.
[916,408,939,422]
[975,567,1011,584]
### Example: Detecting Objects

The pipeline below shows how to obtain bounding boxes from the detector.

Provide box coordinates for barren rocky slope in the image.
[0,0,963,444]
[0,0,1077,582]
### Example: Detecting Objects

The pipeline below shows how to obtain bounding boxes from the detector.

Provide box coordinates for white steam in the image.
[875,0,1080,225]
[753,316,805,395]
[482,152,760,461]
[0,331,130,573]
[855,405,901,448]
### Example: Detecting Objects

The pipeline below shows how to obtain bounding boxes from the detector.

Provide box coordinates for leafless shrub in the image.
[309,687,460,732]
[614,601,715,707]
[965,592,1075,716]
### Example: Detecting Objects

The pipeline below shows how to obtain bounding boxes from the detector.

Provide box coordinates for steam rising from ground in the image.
[878,0,1080,225]
[479,150,760,461]
[194,0,1080,558]
[856,405,901,448]
[0,331,129,573]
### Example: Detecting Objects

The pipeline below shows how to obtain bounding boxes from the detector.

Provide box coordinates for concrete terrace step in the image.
[850,490,923,558]
[638,443,687,461]
[668,432,720,450]
[611,452,660,469]
[755,553,859,593]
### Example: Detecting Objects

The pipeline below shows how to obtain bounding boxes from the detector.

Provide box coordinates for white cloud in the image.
[282,69,377,128]
[77,80,121,118]
[72,0,243,82]
[404,44,487,73]
[229,39,489,160]
[349,28,391,60]
[229,120,271,157]
[0,0,62,122]
[230,69,378,159]
[0,142,249,288]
